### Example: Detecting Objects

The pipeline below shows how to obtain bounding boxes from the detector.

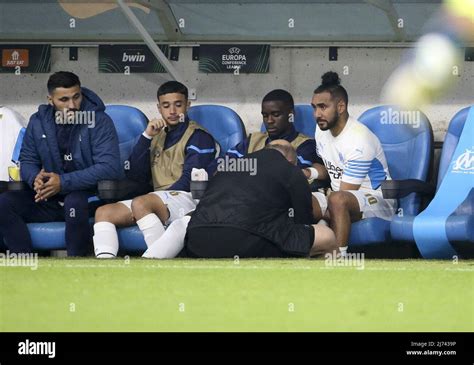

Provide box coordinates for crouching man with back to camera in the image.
[183,140,338,258]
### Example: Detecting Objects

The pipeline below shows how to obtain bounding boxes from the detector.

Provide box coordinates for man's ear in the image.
[187,100,191,108]
[47,95,53,106]
[337,99,346,114]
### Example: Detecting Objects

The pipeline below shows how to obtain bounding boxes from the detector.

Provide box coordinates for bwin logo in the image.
[122,51,145,62]
[452,148,474,172]
[228,47,241,54]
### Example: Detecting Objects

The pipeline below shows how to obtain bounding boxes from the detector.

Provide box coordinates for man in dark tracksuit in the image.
[93,81,217,258]
[185,140,337,258]
[0,71,122,255]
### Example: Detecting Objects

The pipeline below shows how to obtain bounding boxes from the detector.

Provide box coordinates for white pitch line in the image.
[46,263,474,272]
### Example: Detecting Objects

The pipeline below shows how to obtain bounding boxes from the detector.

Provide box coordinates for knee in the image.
[328,192,350,212]
[130,195,149,215]
[312,225,337,255]
[95,204,114,222]
[320,225,337,247]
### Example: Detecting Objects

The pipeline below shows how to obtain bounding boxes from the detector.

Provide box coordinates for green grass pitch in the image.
[1,258,472,332]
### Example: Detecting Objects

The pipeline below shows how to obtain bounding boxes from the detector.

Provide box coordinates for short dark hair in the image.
[313,71,348,105]
[262,89,294,110]
[47,71,81,94]
[157,81,188,100]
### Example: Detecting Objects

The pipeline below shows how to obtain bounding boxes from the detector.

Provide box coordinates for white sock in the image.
[136,213,165,247]
[93,222,119,258]
[142,216,191,259]
[339,246,348,257]
[317,219,329,227]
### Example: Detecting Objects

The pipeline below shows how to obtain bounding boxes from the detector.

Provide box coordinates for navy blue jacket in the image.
[20,87,123,194]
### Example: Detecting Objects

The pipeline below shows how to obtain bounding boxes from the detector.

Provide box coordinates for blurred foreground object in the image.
[382,0,474,109]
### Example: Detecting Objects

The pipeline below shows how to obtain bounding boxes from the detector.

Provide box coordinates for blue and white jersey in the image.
[315,116,392,195]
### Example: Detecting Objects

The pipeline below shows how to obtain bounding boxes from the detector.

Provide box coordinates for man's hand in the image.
[35,172,61,202]
[145,118,166,137]
[33,169,47,193]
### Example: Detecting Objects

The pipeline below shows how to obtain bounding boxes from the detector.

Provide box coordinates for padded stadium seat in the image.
[188,104,246,155]
[260,104,316,137]
[22,105,149,253]
[105,105,150,169]
[348,105,433,256]
[391,106,474,258]
[292,104,316,137]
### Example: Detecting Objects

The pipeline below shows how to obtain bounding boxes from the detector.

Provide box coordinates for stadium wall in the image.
[1,46,472,142]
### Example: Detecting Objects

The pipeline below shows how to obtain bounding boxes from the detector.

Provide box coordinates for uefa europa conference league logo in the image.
[222,47,247,70]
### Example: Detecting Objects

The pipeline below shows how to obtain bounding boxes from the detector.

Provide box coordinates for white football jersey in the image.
[315,116,392,195]
[0,106,26,181]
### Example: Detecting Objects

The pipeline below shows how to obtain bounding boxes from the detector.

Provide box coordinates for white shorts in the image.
[312,190,397,221]
[312,192,328,217]
[119,191,196,225]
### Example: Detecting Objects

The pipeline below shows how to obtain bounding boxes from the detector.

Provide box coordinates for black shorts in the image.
[184,225,314,258]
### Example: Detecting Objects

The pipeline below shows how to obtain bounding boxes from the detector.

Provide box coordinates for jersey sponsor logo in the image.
[324,159,343,180]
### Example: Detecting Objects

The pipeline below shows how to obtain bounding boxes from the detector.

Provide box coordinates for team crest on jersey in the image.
[338,152,344,164]
[152,150,161,166]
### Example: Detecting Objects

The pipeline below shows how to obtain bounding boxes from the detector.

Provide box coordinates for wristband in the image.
[307,167,319,180]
